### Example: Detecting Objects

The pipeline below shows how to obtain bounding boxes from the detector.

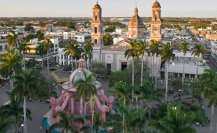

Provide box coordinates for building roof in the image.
[102,40,130,51]
[152,1,161,8]
[128,7,144,28]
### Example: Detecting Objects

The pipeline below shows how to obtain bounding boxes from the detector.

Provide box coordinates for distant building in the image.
[210,41,217,60]
[75,33,91,43]
[206,33,217,41]
[57,48,73,66]
[63,32,71,40]
[166,51,209,79]
[0,39,8,55]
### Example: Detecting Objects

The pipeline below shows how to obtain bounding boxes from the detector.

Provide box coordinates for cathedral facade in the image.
[91,1,162,76]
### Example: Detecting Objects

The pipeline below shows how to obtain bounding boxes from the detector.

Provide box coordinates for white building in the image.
[0,39,8,55]
[75,33,91,43]
[57,48,73,66]
[45,31,63,37]
[63,32,71,40]
[115,29,123,34]
[165,51,209,79]
[113,36,125,44]
[210,41,217,60]
[174,33,191,40]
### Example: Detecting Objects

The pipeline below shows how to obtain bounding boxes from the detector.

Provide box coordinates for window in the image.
[0,46,2,51]
[94,27,97,33]
[121,62,127,71]
[95,15,97,21]
[94,39,97,44]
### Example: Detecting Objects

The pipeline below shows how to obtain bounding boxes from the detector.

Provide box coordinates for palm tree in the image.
[112,81,131,106]
[92,112,101,133]
[138,80,162,118]
[0,49,22,90]
[18,39,30,55]
[12,69,41,133]
[198,69,217,133]
[75,73,96,116]
[149,40,161,90]
[0,94,31,132]
[161,43,175,102]
[137,40,148,86]
[18,39,31,69]
[0,115,15,133]
[82,40,93,70]
[179,41,190,87]
[86,95,97,133]
[6,30,17,48]
[36,38,53,70]
[125,39,139,101]
[149,104,196,133]
[44,38,53,72]
[112,81,131,133]
[191,44,204,78]
[64,40,83,69]
[107,105,146,133]
[49,111,78,133]
[35,30,44,41]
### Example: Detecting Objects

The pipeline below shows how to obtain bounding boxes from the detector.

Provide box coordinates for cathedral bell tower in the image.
[128,7,144,39]
[91,2,103,46]
[150,0,162,41]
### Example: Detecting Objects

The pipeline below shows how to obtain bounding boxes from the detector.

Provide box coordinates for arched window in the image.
[94,27,97,33]
[94,39,97,44]
[95,15,97,21]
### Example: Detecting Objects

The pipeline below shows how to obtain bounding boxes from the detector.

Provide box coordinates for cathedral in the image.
[91,1,162,76]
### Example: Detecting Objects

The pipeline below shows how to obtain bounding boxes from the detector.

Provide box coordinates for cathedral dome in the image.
[128,7,144,28]
[93,3,102,10]
[152,1,161,8]
[69,58,93,85]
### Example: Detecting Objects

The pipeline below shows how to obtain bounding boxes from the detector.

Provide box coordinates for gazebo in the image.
[43,58,114,133]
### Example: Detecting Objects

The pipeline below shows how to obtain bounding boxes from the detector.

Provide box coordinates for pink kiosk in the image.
[43,59,114,132]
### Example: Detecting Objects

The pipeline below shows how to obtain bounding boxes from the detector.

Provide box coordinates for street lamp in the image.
[21,124,24,133]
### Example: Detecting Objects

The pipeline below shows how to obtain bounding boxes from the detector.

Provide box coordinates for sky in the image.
[0,0,217,18]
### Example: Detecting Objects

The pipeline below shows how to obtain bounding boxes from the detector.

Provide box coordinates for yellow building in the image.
[26,45,37,55]
[128,7,145,39]
[91,2,103,46]
[150,0,162,41]
[206,33,217,41]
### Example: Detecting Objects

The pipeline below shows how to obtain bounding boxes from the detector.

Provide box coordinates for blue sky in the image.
[0,0,217,17]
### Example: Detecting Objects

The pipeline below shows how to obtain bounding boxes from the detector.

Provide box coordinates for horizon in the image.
[0,15,216,19]
[0,0,217,18]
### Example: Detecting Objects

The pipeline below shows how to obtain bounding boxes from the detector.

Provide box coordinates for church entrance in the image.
[107,64,111,75]
[121,62,127,71]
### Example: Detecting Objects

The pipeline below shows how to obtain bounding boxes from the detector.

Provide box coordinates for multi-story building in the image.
[0,39,8,55]
[57,48,73,66]
[165,51,209,79]
[75,33,91,43]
